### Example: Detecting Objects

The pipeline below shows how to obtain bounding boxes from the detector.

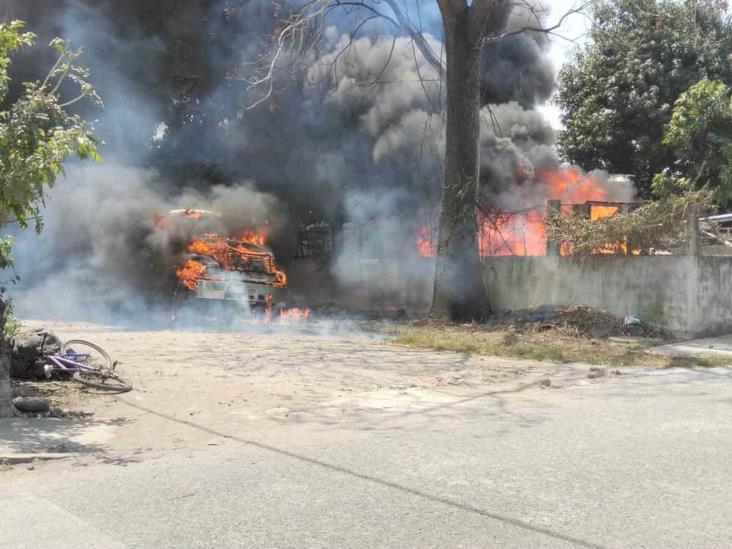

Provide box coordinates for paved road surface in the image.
[2,322,732,548]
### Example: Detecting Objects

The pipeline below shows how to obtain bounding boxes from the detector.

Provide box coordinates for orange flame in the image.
[415,168,634,258]
[589,203,635,255]
[176,259,207,291]
[278,307,311,323]
[539,167,610,204]
[236,228,266,247]
[590,205,619,221]
[176,229,286,290]
[415,226,436,257]
[479,168,618,256]
[479,209,546,256]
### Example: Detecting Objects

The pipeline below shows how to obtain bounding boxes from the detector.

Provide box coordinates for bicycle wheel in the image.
[61,339,113,370]
[73,370,132,393]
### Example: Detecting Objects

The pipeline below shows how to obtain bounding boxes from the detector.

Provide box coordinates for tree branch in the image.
[470,0,511,43]
[381,0,445,75]
[242,0,591,112]
[243,0,446,110]
[484,1,593,43]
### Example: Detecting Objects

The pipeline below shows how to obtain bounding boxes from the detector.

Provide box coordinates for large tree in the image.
[429,1,511,320]
[557,0,732,196]
[0,21,99,417]
[653,78,732,208]
[248,0,580,321]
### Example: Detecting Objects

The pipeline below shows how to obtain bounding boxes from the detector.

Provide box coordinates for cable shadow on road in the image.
[119,398,606,549]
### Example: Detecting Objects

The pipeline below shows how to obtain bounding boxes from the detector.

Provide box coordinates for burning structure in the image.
[415,169,638,259]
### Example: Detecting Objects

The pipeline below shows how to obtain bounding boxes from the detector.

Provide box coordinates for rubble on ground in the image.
[12,396,50,413]
[9,327,61,379]
[11,381,93,417]
[588,367,608,379]
[490,305,662,339]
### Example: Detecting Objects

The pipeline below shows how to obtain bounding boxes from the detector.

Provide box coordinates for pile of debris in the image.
[10,382,90,417]
[490,305,662,339]
[7,327,102,417]
[10,327,61,379]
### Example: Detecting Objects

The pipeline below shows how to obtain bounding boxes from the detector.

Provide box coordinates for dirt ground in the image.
[3,318,596,462]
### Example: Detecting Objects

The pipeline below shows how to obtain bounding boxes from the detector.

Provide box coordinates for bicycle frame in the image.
[36,336,130,393]
[44,352,98,377]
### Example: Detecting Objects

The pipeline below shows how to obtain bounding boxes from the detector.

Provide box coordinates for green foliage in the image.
[0,22,101,234]
[557,0,732,196]
[651,170,693,199]
[663,79,732,151]
[0,236,12,271]
[656,78,732,207]
[0,21,34,100]
[1,292,18,339]
[0,20,100,349]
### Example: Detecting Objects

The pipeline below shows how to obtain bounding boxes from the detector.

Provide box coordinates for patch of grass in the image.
[508,343,567,362]
[394,325,666,367]
[394,327,571,361]
[397,329,486,355]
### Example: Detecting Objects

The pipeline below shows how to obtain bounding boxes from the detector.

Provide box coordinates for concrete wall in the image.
[482,256,732,338]
[287,257,434,315]
[289,253,732,337]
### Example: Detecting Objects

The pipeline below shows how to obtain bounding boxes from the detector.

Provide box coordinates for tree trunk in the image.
[431,13,490,321]
[0,300,13,417]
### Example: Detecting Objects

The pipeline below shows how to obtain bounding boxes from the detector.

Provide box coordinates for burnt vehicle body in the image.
[161,209,286,316]
[184,233,286,311]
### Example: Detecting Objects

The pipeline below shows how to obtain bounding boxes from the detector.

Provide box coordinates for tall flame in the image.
[415,168,630,258]
[176,259,208,291]
[478,209,546,257]
[539,167,610,204]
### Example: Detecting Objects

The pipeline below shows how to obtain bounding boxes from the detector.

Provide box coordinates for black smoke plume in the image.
[3,1,594,321]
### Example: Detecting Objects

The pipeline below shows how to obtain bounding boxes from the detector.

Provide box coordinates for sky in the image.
[540,0,594,128]
[407,0,595,128]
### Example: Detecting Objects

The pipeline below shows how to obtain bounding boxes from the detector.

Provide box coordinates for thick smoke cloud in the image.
[5,0,617,321]
[307,32,443,161]
[303,3,608,216]
[11,163,282,323]
[478,102,558,203]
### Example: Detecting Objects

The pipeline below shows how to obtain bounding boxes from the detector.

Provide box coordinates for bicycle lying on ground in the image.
[41,336,133,393]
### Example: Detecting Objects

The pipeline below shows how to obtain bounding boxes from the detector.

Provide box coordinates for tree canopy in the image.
[557,0,732,196]
[653,78,732,207]
[0,21,100,237]
[0,20,100,415]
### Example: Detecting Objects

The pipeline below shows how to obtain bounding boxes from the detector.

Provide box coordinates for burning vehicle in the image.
[156,209,287,316]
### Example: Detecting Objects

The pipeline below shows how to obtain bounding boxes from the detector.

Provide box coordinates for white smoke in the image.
[11,163,283,324]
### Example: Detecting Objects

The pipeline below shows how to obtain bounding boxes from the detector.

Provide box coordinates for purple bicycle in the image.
[43,337,132,393]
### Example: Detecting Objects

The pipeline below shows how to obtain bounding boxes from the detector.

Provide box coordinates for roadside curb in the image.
[0,453,75,465]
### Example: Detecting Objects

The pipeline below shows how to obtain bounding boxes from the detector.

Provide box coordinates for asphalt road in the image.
[4,365,732,548]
